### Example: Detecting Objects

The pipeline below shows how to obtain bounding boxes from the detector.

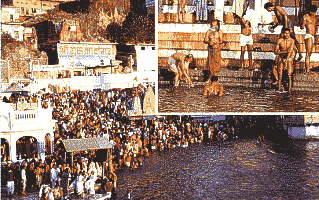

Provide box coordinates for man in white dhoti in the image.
[50,164,58,188]
[86,170,98,195]
[75,171,85,197]
[6,162,14,196]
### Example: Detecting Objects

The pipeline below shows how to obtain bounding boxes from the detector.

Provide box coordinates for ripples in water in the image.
[159,85,319,112]
[116,140,319,199]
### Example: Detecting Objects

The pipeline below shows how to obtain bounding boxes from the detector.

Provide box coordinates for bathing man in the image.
[274,28,297,92]
[264,2,303,61]
[168,52,194,87]
[301,4,318,74]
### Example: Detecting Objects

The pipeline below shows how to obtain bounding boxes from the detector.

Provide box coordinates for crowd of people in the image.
[2,84,235,199]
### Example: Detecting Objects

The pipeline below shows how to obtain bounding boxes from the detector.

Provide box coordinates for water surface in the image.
[158,85,319,112]
[116,139,319,199]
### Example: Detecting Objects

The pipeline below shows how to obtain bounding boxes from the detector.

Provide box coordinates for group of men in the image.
[167,2,318,93]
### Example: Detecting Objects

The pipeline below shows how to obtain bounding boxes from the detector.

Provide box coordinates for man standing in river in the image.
[264,2,303,61]
[204,19,223,82]
[301,4,318,74]
[274,28,296,92]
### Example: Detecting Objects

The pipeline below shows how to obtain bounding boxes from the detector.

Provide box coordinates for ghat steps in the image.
[158,23,319,91]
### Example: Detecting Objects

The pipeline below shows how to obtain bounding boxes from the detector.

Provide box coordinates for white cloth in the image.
[21,169,26,181]
[240,34,254,46]
[232,0,245,17]
[7,181,14,195]
[75,175,85,195]
[305,34,315,43]
[96,162,102,177]
[47,190,54,200]
[167,56,179,73]
[88,162,96,175]
[50,168,58,188]
[85,174,97,195]
[243,8,261,28]
[39,184,50,198]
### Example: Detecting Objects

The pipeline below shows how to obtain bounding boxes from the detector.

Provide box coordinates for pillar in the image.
[214,0,224,23]
[10,135,17,162]
[38,133,46,161]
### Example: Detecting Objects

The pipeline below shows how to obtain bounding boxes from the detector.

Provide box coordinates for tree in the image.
[106,22,122,43]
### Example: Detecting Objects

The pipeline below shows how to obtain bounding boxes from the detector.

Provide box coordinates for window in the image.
[32,8,36,13]
[43,4,46,6]
[141,47,145,50]
[26,8,29,15]
[21,7,24,11]
[10,14,13,22]
[152,47,155,50]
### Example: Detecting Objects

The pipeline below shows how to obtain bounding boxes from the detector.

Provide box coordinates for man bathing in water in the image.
[301,4,318,74]
[234,14,253,70]
[168,52,194,87]
[264,2,303,61]
[203,77,223,96]
[274,28,296,92]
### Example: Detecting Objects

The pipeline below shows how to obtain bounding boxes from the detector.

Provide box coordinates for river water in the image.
[158,85,319,112]
[116,139,319,199]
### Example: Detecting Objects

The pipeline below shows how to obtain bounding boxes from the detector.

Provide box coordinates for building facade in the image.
[0,100,55,162]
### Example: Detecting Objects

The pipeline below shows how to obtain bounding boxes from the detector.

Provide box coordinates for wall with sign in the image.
[57,42,117,71]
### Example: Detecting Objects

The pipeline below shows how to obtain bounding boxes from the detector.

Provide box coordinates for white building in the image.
[135,44,156,72]
[0,100,55,162]
[283,115,319,139]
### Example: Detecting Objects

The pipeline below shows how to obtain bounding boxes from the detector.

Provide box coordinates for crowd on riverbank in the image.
[1,86,234,199]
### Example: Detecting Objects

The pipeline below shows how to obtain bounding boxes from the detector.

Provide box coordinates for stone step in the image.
[159,31,319,45]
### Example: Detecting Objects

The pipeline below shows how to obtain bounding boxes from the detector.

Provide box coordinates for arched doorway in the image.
[45,134,51,155]
[16,136,38,160]
[0,138,10,162]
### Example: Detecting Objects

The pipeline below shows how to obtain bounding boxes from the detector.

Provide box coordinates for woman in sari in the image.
[204,19,223,83]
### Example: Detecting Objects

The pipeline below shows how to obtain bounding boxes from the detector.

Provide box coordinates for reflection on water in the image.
[158,85,319,112]
[116,140,319,199]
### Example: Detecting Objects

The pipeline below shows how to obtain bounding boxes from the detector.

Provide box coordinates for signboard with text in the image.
[57,42,116,68]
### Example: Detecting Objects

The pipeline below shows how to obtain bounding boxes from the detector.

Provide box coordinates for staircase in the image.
[158,22,319,91]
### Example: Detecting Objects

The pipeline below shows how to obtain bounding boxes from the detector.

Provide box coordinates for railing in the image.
[14,112,38,120]
[11,109,53,130]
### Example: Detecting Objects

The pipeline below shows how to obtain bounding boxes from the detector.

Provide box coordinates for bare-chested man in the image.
[167,52,194,87]
[264,2,303,61]
[274,28,296,92]
[301,4,318,74]
[234,15,253,70]
[203,77,223,96]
